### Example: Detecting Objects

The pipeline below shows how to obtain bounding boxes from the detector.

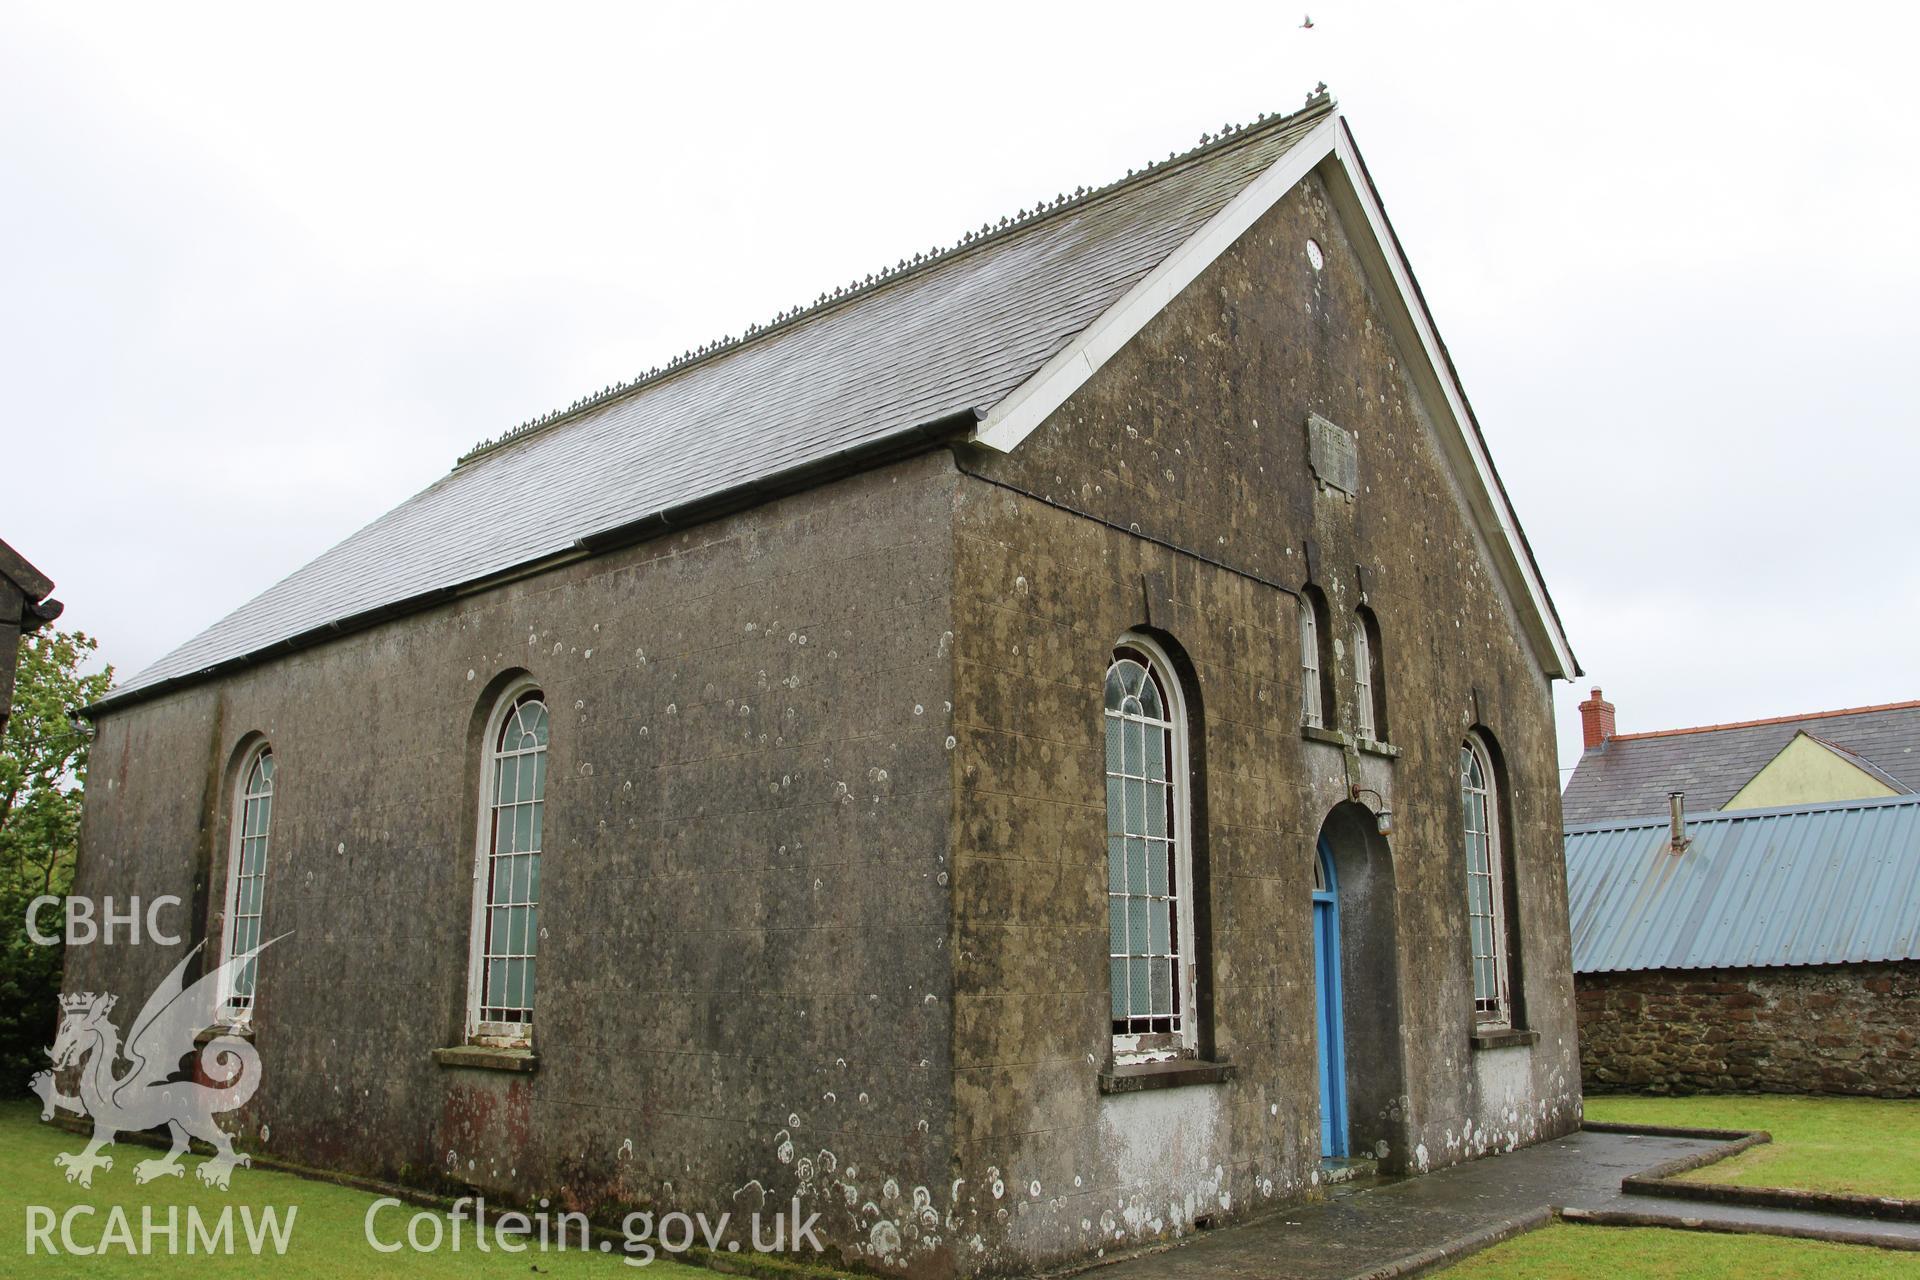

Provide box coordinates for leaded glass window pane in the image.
[1300,605,1322,727]
[1104,647,1187,1044]
[478,692,547,1029]
[1462,737,1509,1025]
[221,748,275,1017]
[1354,622,1375,740]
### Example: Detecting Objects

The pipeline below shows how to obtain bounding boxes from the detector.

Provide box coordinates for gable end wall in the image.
[943,167,1579,1273]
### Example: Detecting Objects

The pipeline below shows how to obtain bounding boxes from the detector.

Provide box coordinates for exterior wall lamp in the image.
[1350,786,1393,835]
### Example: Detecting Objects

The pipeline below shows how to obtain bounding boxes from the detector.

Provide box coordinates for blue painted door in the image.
[1313,837,1347,1158]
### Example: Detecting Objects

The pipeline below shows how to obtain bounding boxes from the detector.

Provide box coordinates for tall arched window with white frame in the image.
[468,686,548,1043]
[219,745,274,1022]
[1356,605,1388,742]
[1352,620,1375,741]
[1461,733,1510,1026]
[1105,637,1196,1062]
[1300,586,1335,729]
[1305,594,1320,725]
[1300,598,1323,728]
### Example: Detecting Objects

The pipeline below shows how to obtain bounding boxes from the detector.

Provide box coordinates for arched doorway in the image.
[1312,803,1408,1167]
[1312,836,1347,1157]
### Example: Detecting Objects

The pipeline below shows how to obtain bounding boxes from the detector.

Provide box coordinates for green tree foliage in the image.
[1,629,113,1093]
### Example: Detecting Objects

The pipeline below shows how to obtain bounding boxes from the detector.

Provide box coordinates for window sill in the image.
[1300,725,1346,748]
[195,1023,253,1045]
[1470,1027,1540,1052]
[1099,1059,1236,1094]
[1357,737,1400,759]
[433,1045,539,1073]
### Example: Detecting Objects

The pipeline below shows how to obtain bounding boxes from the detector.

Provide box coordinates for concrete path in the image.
[1071,1129,1920,1280]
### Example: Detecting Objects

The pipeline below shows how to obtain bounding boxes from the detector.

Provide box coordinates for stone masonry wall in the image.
[1577,962,1920,1097]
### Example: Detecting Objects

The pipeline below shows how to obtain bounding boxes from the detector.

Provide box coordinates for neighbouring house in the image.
[0,536,63,736]
[68,93,1584,1278]
[1564,692,1920,1097]
[1563,690,1920,824]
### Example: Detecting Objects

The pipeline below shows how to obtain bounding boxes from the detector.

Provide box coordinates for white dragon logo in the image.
[30,937,277,1190]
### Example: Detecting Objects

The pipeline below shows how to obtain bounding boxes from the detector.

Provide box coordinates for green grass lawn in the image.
[1446,1223,1917,1279]
[1583,1094,1920,1200]
[0,1101,710,1276]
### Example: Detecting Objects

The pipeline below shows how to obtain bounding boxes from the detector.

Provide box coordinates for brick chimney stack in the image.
[1579,687,1617,751]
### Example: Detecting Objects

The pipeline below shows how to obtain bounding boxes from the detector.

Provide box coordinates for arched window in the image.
[1299,586,1335,729]
[468,687,548,1041]
[1354,605,1387,742]
[1352,621,1374,741]
[1105,638,1195,1060]
[220,745,274,1021]
[1461,733,1510,1026]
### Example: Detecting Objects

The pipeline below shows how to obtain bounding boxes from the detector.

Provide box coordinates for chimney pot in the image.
[1579,687,1617,751]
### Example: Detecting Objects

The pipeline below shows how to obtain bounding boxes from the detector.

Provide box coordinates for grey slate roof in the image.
[1566,794,1920,973]
[1561,702,1920,825]
[103,102,1333,707]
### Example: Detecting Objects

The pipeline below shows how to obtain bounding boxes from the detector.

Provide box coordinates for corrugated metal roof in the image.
[102,103,1334,707]
[1565,794,1920,973]
[1562,702,1920,824]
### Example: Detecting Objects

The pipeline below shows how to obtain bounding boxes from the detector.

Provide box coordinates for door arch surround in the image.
[1311,800,1409,1167]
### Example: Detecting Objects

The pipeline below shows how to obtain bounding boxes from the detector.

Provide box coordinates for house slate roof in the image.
[1566,794,1920,973]
[1561,702,1920,825]
[99,91,1575,711]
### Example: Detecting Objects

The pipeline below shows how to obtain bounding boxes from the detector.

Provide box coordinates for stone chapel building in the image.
[69,92,1582,1276]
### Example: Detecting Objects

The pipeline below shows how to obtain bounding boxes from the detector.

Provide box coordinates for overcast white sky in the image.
[4,3,1916,776]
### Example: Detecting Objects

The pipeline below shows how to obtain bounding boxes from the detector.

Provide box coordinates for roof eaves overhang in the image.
[969,111,1580,682]
[0,538,54,603]
[0,537,61,633]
